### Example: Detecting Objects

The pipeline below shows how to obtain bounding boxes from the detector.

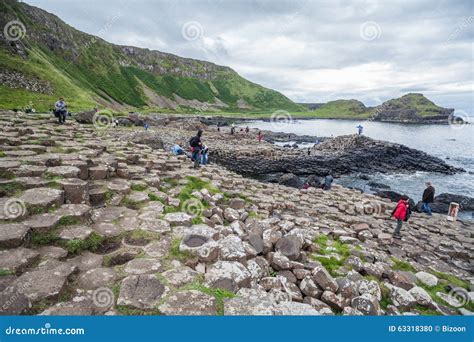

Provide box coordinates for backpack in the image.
[404,205,412,222]
[189,136,199,147]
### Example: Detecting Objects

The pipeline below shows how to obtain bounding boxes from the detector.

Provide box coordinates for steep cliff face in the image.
[0,0,302,112]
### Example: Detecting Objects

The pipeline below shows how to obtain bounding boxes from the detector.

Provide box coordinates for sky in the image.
[25,0,473,114]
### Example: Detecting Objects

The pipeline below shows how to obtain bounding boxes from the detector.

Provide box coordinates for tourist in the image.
[201,145,209,165]
[257,130,263,143]
[391,195,411,238]
[421,182,435,215]
[189,129,203,168]
[54,97,68,124]
[171,142,184,155]
[245,126,249,134]
[307,148,311,156]
[230,125,235,135]
[323,172,333,190]
[356,124,364,135]
[144,121,149,130]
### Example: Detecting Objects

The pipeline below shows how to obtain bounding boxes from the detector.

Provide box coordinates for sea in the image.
[243,118,474,221]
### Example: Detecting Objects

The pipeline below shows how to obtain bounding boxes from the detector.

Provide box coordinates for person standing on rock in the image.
[257,130,263,143]
[54,97,67,124]
[421,182,435,215]
[323,171,333,190]
[391,195,410,238]
[189,129,203,168]
[356,124,364,135]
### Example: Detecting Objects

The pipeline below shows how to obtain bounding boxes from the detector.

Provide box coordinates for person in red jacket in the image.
[391,196,411,239]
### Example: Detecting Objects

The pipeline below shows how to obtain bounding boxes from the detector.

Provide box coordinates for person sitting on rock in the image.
[54,97,67,124]
[391,195,411,239]
[189,129,203,168]
[171,142,184,155]
[421,182,435,216]
[323,172,333,190]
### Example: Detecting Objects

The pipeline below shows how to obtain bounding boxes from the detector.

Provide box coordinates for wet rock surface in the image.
[0,112,472,316]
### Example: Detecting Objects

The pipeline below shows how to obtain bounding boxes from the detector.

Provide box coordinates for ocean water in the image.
[244,119,474,220]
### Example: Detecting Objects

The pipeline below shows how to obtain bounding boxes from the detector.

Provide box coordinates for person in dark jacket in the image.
[323,171,333,190]
[421,182,435,215]
[189,129,203,168]
[391,195,410,238]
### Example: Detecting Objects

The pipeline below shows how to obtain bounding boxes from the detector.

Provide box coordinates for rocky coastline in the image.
[0,111,472,317]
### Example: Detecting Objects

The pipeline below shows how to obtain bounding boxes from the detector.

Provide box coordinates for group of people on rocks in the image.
[390,182,435,239]
[55,100,438,239]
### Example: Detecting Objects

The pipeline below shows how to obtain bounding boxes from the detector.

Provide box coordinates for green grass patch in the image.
[311,235,352,276]
[131,183,148,191]
[0,269,14,277]
[148,193,165,203]
[120,196,144,210]
[0,182,23,196]
[429,271,469,289]
[167,238,194,262]
[57,216,81,226]
[187,282,235,315]
[64,232,104,255]
[391,258,416,272]
[116,305,161,316]
[0,151,5,158]
[191,216,204,225]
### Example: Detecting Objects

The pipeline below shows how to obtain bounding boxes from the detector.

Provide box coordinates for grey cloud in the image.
[25,0,473,113]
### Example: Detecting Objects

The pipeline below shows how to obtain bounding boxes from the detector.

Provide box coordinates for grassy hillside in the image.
[0,0,302,112]
[375,93,451,117]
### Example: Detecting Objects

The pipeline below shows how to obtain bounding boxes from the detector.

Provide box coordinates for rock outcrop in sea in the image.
[0,111,472,316]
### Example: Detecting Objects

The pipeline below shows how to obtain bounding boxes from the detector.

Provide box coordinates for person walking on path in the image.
[421,182,435,215]
[54,97,68,124]
[391,195,411,238]
[189,129,203,169]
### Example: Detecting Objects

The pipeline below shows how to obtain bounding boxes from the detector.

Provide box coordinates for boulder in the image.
[117,274,168,310]
[204,261,251,292]
[415,271,438,287]
[275,235,302,261]
[312,265,339,292]
[0,223,30,248]
[158,290,217,315]
[74,109,96,124]
[278,173,303,189]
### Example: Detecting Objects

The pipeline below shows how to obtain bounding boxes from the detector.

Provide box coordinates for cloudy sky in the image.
[26,0,473,113]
